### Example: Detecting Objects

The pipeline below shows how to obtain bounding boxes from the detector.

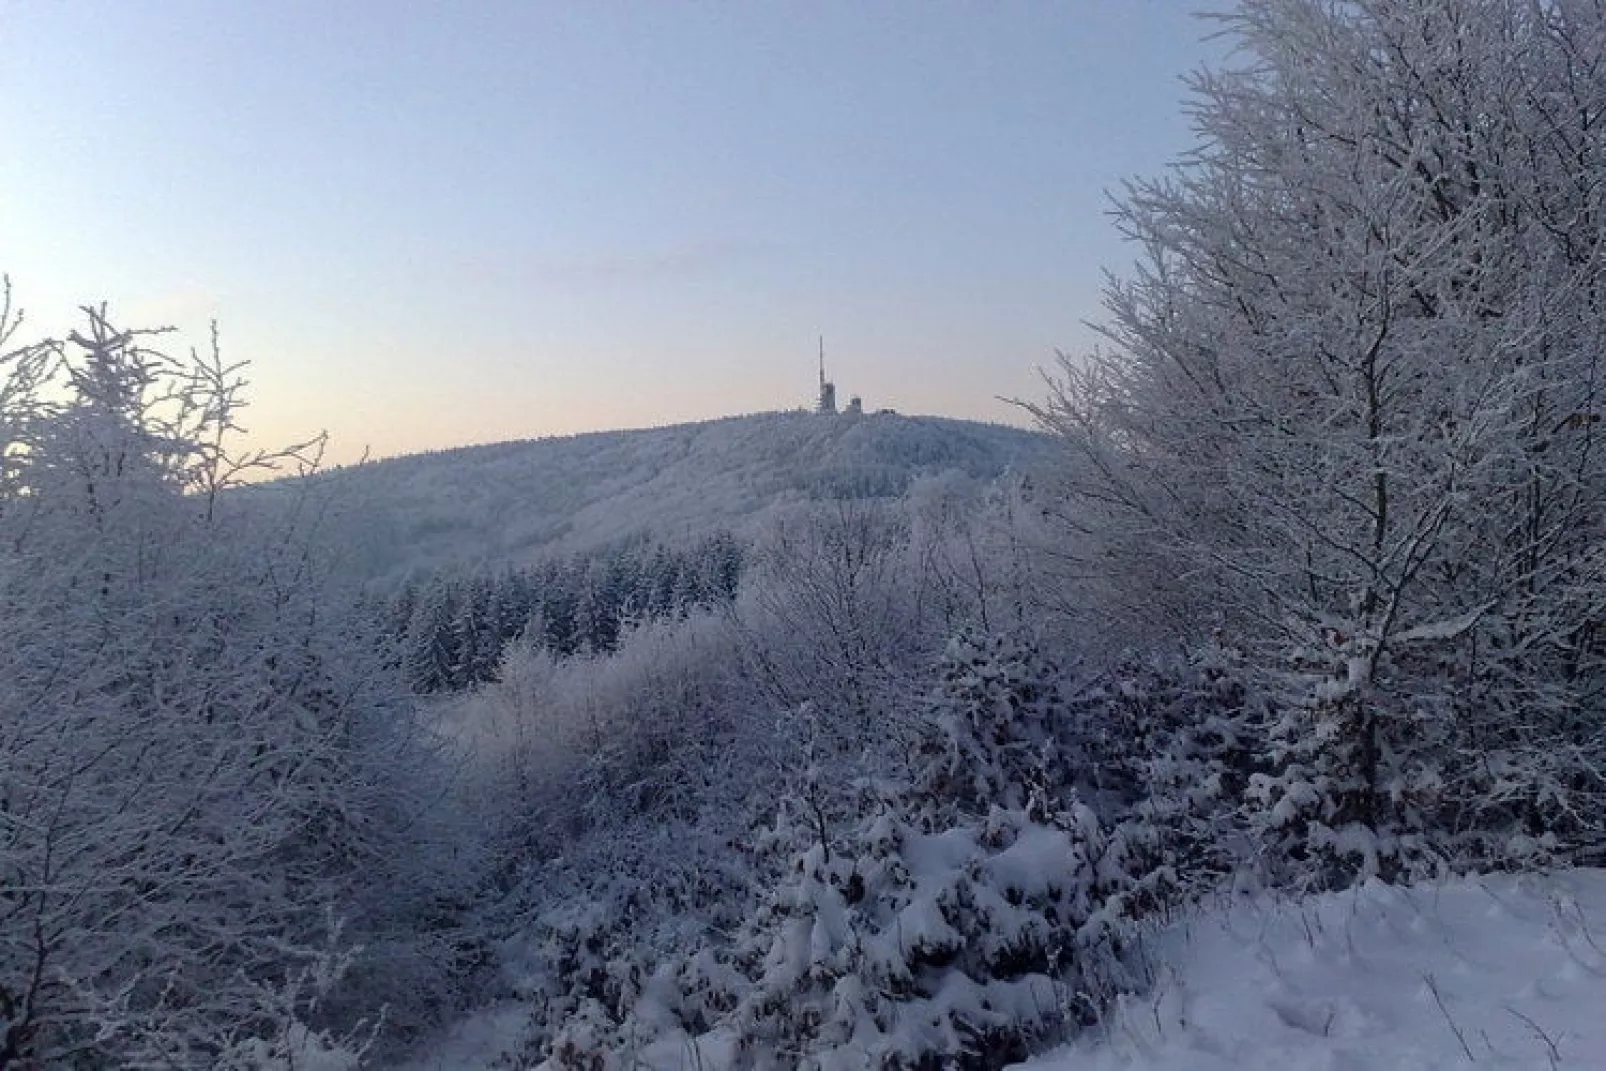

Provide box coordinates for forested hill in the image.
[286,409,1050,582]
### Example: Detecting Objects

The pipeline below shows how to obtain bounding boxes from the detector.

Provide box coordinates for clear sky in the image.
[0,1,1220,464]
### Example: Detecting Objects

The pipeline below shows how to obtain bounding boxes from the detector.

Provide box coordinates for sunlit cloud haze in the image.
[0,1,1220,464]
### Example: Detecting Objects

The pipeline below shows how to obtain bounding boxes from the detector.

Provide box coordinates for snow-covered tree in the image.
[0,297,449,1064]
[1032,0,1606,882]
[735,499,955,775]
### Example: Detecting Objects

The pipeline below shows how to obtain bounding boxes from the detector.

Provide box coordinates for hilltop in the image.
[286,409,1050,582]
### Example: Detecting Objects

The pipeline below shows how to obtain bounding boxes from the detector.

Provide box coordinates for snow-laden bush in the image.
[534,628,1165,1070]
[448,604,755,873]
[712,794,1129,1070]
[914,629,1076,818]
[1064,647,1266,904]
[501,808,769,1068]
[1243,642,1599,889]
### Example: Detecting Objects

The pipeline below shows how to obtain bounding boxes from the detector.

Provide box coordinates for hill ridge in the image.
[293,409,1049,582]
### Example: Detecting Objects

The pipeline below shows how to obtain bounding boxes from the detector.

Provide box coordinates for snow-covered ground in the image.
[400,1002,531,1071]
[1024,869,1606,1071]
[406,869,1606,1070]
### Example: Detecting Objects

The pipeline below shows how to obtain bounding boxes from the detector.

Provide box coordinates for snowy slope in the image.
[1023,870,1606,1071]
[271,410,1047,582]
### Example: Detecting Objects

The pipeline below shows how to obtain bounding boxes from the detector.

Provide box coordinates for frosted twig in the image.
[1506,1005,1561,1071]
[1422,972,1474,1062]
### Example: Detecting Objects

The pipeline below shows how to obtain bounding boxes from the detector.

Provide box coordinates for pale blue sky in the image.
[0,1,1219,463]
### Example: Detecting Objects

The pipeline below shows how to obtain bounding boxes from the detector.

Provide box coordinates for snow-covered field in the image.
[1026,869,1606,1071]
[407,869,1606,1069]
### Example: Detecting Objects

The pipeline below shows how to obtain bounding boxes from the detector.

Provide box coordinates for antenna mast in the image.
[816,335,837,414]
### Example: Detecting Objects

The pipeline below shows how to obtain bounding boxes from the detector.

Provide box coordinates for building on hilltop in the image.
[815,339,873,415]
[818,337,837,414]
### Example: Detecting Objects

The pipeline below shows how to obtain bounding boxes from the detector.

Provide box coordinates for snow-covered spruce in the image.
[1066,647,1266,908]
[537,630,1168,1069]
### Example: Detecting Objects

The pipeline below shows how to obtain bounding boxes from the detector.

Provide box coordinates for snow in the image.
[1018,869,1606,1071]
[1391,602,1496,646]
[394,1002,531,1071]
[988,822,1084,900]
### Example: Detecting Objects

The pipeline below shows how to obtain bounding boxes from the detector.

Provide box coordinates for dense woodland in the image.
[4,0,1606,1067]
[389,534,744,692]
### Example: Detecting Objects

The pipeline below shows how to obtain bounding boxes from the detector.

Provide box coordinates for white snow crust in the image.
[1020,869,1606,1071]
